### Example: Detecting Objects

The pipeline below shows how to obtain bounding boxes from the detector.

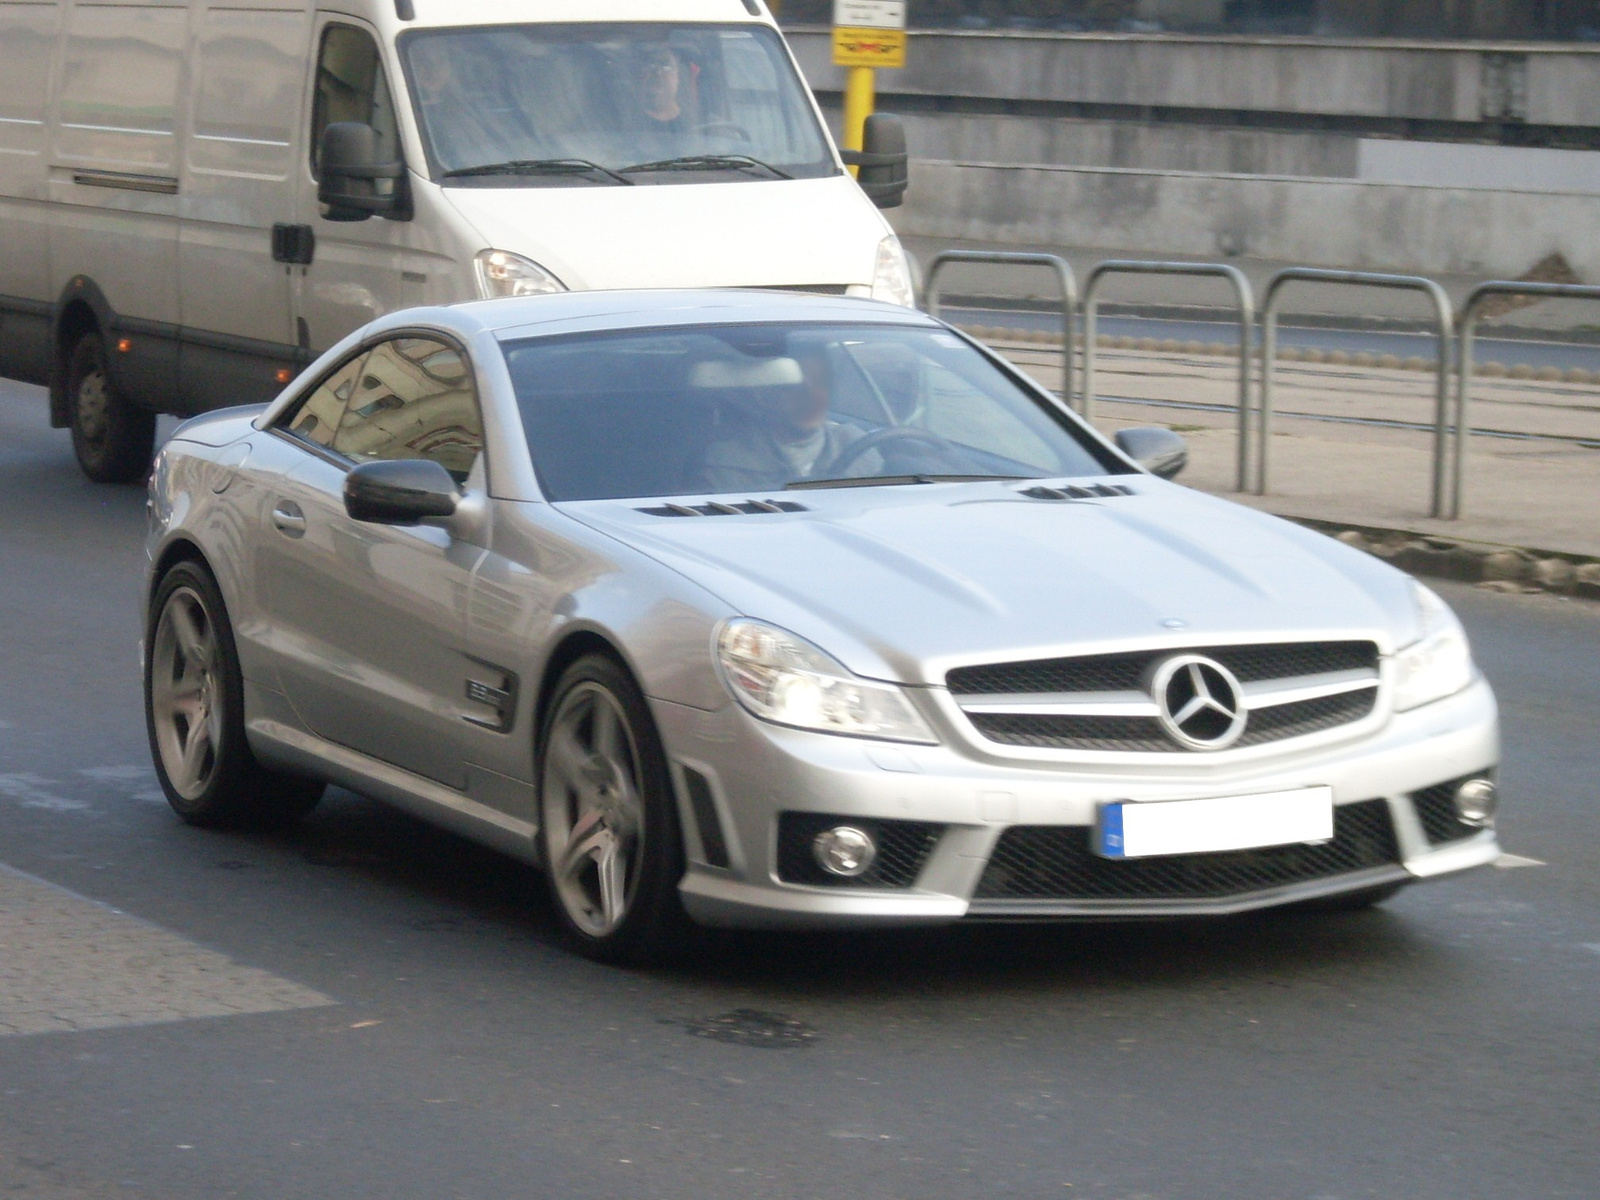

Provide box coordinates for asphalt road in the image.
[2,377,1598,1200]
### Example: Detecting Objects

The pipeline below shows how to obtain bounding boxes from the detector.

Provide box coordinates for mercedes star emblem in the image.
[1149,655,1248,750]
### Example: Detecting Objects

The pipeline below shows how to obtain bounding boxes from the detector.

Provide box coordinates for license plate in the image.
[1096,786,1335,859]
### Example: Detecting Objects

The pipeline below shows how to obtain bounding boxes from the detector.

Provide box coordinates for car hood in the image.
[563,479,1420,686]
[440,174,888,292]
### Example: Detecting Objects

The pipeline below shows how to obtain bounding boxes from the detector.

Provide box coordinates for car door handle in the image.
[271,501,307,538]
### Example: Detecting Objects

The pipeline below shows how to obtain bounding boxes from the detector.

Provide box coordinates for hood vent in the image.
[638,499,809,518]
[1020,483,1136,501]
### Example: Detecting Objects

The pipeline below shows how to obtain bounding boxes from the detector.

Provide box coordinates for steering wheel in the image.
[824,426,955,476]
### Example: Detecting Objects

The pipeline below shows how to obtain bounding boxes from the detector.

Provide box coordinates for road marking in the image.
[0,862,333,1037]
[77,765,153,783]
[1494,853,1547,869]
[1582,944,1600,957]
[0,773,89,812]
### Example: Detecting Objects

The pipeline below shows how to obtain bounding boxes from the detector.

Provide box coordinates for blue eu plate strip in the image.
[1099,802,1127,858]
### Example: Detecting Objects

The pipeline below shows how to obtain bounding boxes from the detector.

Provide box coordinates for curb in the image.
[1286,516,1600,601]
[958,323,1600,383]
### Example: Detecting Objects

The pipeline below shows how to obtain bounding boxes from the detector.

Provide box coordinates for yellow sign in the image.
[832,25,906,69]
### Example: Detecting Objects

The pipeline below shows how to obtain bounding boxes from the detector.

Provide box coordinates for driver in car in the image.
[697,346,880,492]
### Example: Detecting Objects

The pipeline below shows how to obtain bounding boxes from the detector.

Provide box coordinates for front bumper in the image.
[655,677,1500,930]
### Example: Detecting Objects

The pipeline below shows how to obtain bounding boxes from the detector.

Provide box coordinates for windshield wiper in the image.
[786,474,1034,491]
[619,154,791,180]
[441,159,634,186]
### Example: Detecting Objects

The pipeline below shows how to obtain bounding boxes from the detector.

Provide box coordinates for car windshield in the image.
[502,323,1122,501]
[400,24,835,185]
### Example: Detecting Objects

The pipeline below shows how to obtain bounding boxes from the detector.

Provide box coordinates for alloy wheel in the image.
[148,586,223,801]
[541,681,646,938]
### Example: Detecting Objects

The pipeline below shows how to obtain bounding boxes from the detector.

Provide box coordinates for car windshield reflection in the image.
[502,323,1118,501]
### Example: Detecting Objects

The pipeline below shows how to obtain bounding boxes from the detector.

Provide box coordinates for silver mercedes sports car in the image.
[143,290,1500,962]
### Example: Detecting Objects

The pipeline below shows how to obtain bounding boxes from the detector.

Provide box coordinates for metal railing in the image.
[1082,261,1255,493]
[1454,281,1600,521]
[924,251,1078,409]
[1260,269,1454,513]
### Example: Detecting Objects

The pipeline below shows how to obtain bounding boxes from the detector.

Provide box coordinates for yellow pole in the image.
[842,64,875,175]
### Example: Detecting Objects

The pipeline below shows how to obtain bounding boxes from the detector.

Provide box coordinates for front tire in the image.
[538,654,692,965]
[67,332,157,484]
[145,560,323,829]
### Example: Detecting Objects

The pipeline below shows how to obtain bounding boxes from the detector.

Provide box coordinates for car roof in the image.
[454,289,944,342]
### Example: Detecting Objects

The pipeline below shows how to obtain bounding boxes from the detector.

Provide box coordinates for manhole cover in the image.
[681,1008,818,1049]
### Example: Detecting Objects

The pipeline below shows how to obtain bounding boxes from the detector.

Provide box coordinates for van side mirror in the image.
[344,459,460,525]
[842,113,909,209]
[318,122,407,222]
[1114,427,1188,480]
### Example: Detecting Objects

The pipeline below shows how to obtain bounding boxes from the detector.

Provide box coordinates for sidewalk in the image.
[982,335,1600,566]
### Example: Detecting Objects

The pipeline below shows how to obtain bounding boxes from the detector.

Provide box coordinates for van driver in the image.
[698,347,880,492]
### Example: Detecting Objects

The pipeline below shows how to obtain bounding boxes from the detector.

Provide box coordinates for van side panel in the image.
[177,2,310,411]
[0,0,61,384]
[48,0,188,407]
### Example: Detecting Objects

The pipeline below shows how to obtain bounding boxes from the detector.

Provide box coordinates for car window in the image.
[284,353,367,448]
[311,23,401,180]
[327,337,483,482]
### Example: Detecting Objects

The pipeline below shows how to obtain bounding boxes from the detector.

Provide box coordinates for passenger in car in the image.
[697,345,878,492]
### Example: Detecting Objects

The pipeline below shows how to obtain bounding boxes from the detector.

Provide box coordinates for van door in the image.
[0,0,60,384]
[48,0,188,404]
[176,2,310,413]
[292,17,435,356]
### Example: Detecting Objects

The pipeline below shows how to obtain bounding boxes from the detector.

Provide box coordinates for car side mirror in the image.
[344,459,460,525]
[1114,427,1188,480]
[318,122,407,222]
[842,113,908,209]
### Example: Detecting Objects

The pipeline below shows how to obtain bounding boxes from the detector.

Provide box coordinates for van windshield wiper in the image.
[440,159,634,186]
[619,154,791,180]
[786,474,1035,491]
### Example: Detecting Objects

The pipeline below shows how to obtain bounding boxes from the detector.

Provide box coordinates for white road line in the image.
[0,773,89,812]
[77,765,154,783]
[1494,853,1548,869]
[0,862,334,1037]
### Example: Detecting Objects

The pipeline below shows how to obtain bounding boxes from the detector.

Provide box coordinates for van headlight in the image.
[717,619,937,744]
[1393,583,1476,711]
[869,235,916,308]
[473,250,566,299]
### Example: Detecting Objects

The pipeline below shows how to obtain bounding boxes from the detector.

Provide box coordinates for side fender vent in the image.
[1021,483,1136,501]
[638,499,809,517]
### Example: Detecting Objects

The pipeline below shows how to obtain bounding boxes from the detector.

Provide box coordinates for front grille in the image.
[974,798,1399,901]
[776,813,943,889]
[950,640,1381,753]
[1412,777,1486,844]
[948,641,1378,697]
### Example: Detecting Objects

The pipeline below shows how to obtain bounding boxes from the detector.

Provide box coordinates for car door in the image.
[257,332,488,789]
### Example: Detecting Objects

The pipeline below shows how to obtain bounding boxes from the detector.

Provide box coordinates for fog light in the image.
[1453,778,1498,827]
[812,826,876,877]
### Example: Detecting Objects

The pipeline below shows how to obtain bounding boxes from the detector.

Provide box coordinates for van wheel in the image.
[67,332,157,483]
[538,654,693,966]
[145,560,324,829]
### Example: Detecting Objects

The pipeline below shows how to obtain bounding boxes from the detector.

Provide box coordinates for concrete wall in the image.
[895,160,1600,279]
[786,29,1600,277]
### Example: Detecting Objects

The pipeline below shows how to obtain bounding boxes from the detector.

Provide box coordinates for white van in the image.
[0,0,911,481]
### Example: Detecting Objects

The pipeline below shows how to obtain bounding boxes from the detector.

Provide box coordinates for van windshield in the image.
[400,24,836,186]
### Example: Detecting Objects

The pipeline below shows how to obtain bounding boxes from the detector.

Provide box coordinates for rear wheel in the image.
[145,560,323,829]
[538,654,692,965]
[67,332,156,484]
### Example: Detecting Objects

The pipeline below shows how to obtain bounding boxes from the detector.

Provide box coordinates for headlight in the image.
[716,619,937,744]
[473,249,567,299]
[1393,583,1475,711]
[869,235,916,308]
